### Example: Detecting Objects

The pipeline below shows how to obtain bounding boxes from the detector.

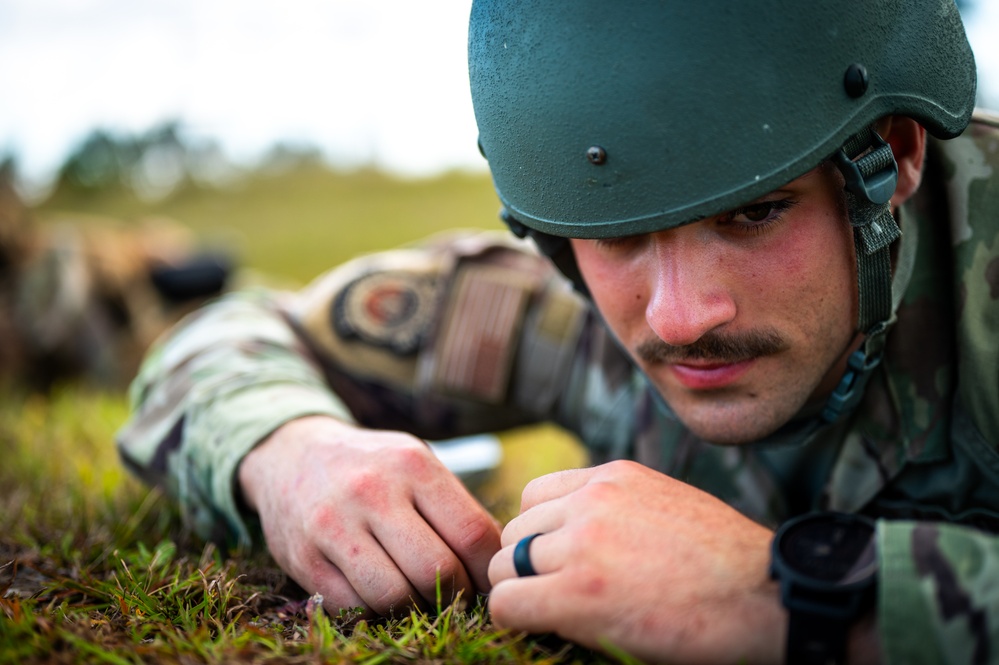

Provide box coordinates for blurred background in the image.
[1,0,996,201]
[0,0,485,201]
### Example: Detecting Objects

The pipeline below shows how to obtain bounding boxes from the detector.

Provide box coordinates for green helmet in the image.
[469,0,976,426]
[469,0,976,239]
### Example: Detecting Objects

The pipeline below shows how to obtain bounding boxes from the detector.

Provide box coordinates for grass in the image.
[0,393,592,664]
[2,165,605,663]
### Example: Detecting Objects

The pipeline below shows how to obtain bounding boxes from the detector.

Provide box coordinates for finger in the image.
[317,529,427,616]
[372,511,476,607]
[287,546,373,618]
[518,466,599,513]
[311,569,374,620]
[488,530,564,585]
[488,573,574,636]
[414,476,502,594]
[499,491,574,547]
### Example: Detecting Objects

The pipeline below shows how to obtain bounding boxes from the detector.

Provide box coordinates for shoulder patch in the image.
[332,271,438,355]
[422,265,534,403]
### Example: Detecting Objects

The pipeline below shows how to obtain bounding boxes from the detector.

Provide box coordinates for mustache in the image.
[636,328,787,365]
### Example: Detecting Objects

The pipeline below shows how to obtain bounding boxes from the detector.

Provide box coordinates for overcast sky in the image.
[2,0,998,188]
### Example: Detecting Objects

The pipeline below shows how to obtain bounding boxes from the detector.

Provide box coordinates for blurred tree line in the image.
[17,121,324,203]
[1,0,989,200]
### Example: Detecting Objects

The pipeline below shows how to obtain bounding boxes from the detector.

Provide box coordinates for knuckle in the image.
[455,514,500,556]
[599,458,644,478]
[287,548,335,594]
[576,479,620,507]
[520,474,547,505]
[389,437,438,474]
[421,556,461,589]
[394,438,426,461]
[343,468,386,503]
[369,582,417,615]
[571,561,609,599]
[304,503,339,533]
[570,513,610,547]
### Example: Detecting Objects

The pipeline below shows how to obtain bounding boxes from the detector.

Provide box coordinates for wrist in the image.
[237,415,355,512]
[770,512,878,665]
[846,610,882,665]
[716,523,789,665]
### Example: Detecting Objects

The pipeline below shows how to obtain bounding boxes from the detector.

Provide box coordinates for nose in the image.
[644,229,737,347]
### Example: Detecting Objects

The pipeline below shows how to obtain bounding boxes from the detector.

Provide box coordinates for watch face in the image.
[779,517,876,586]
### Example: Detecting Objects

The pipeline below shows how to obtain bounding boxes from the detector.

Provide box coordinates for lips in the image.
[667,359,755,390]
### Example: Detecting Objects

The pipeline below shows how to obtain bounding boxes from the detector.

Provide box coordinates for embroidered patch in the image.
[426,266,533,402]
[332,271,438,355]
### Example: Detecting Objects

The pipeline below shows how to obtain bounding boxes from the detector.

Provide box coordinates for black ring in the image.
[513,533,543,577]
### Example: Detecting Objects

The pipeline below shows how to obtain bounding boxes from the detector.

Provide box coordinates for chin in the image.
[668,398,796,446]
[684,422,766,446]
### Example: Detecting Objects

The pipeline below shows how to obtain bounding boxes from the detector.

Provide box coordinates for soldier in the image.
[118,1,997,663]
[0,163,231,391]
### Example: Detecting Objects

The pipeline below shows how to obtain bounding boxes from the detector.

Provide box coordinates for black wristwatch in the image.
[769,511,878,665]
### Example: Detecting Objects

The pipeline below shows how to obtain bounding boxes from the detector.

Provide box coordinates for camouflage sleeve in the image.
[117,230,617,548]
[284,230,602,439]
[879,520,999,664]
[116,288,354,549]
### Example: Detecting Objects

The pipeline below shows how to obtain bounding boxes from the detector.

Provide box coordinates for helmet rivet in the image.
[587,146,607,165]
[844,63,869,98]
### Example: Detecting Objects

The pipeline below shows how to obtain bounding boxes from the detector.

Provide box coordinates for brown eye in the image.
[740,203,774,222]
[722,198,794,236]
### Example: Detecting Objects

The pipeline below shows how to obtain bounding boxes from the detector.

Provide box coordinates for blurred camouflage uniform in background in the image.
[0,164,231,391]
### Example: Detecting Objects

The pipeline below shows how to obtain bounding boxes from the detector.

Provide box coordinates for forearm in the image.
[117,289,352,548]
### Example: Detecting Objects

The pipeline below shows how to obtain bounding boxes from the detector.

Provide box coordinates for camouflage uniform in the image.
[118,111,999,664]
[0,169,231,391]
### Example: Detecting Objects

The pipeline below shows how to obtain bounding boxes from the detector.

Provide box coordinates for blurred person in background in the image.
[0,162,230,391]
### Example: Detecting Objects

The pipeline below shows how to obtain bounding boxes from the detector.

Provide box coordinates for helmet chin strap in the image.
[821,126,904,423]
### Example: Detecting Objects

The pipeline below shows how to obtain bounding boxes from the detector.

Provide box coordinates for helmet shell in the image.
[469,0,976,238]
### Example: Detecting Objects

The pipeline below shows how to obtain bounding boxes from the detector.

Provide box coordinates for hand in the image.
[238,415,502,617]
[488,460,785,665]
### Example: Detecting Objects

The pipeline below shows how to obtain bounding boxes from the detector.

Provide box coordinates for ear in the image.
[877,116,927,209]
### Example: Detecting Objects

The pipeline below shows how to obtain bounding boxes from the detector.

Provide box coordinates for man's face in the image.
[571,164,859,444]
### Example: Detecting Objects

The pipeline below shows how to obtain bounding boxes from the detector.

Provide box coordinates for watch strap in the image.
[787,608,852,665]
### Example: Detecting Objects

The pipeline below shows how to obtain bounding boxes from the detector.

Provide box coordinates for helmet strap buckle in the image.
[822,349,882,423]
[833,128,902,336]
[832,128,899,206]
